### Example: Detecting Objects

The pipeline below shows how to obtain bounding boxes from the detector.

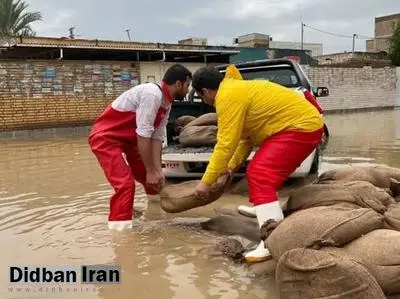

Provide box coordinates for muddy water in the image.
[1,109,400,299]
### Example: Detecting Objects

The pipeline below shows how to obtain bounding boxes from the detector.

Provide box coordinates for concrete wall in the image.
[303,65,399,112]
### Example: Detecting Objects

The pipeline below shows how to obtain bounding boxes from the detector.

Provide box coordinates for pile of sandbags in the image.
[174,113,218,147]
[260,165,400,298]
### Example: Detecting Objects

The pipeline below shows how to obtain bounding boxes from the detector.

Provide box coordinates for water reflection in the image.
[1,109,400,298]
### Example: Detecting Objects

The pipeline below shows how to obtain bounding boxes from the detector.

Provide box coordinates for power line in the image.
[304,24,353,38]
[303,23,373,40]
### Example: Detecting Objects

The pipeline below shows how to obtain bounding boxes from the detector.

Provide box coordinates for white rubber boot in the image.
[108,220,133,231]
[238,205,256,218]
[244,201,284,263]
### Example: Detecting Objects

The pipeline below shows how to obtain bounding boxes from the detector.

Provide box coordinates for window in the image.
[189,66,302,101]
[239,67,301,88]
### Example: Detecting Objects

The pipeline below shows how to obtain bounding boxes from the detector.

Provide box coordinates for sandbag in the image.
[317,165,400,190]
[184,113,217,128]
[174,115,196,134]
[179,125,217,147]
[384,202,400,231]
[286,181,393,214]
[263,206,384,260]
[276,248,386,299]
[322,229,400,295]
[160,174,231,213]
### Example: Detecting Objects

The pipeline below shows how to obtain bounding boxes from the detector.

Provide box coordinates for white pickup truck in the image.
[161,58,330,179]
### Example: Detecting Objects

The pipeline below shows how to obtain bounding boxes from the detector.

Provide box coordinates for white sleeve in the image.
[152,106,171,141]
[135,92,162,138]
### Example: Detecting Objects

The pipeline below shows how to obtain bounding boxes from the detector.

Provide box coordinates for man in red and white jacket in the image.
[89,64,192,231]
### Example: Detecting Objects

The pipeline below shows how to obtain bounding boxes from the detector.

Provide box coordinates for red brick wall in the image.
[0,96,112,131]
[0,59,140,131]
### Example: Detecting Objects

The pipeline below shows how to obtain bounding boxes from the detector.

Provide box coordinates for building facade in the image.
[269,41,323,57]
[366,12,400,53]
[233,33,323,56]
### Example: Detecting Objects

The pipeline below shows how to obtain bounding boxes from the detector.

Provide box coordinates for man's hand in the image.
[146,169,164,192]
[224,168,233,178]
[195,182,211,200]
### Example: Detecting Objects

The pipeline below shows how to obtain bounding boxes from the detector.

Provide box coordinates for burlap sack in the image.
[263,206,384,260]
[184,113,217,128]
[322,229,400,295]
[286,181,393,214]
[317,165,400,189]
[160,174,231,213]
[276,248,386,299]
[174,115,196,134]
[179,125,217,147]
[384,202,400,230]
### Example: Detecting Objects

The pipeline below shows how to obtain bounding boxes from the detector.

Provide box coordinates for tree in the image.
[389,22,400,66]
[0,0,42,38]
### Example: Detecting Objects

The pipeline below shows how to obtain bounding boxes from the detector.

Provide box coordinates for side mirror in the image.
[314,87,329,97]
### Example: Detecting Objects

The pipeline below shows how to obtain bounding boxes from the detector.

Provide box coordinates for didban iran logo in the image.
[9,265,121,284]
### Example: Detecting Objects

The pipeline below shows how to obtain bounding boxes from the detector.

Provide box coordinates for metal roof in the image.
[2,36,240,54]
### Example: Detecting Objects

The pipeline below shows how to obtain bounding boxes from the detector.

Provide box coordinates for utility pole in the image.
[68,27,75,39]
[352,34,357,53]
[125,29,131,41]
[301,22,304,50]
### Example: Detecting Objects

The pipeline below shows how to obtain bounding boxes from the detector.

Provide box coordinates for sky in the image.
[26,0,399,55]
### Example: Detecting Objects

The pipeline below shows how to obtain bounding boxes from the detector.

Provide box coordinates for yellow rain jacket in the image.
[201,65,324,186]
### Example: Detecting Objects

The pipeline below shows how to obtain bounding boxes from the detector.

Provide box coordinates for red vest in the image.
[89,83,169,144]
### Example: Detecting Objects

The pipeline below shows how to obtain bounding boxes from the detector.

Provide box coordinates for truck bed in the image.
[162,144,214,154]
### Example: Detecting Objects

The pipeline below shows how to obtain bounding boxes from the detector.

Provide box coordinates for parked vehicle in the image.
[161,58,330,178]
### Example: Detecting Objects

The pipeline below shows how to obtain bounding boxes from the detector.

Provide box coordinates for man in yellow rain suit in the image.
[192,64,324,263]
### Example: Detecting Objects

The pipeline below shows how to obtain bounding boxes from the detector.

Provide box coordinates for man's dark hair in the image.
[163,64,192,85]
[191,66,224,95]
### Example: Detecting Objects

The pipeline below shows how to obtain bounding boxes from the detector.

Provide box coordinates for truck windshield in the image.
[187,65,302,102]
[239,67,300,88]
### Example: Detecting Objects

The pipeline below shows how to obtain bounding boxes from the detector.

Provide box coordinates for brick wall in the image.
[303,65,399,112]
[0,59,140,131]
[0,96,111,131]
[0,59,140,98]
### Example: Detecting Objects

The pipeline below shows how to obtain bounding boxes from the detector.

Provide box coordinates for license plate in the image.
[163,163,179,169]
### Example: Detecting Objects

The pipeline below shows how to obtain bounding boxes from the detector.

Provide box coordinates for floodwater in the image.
[1,109,400,299]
